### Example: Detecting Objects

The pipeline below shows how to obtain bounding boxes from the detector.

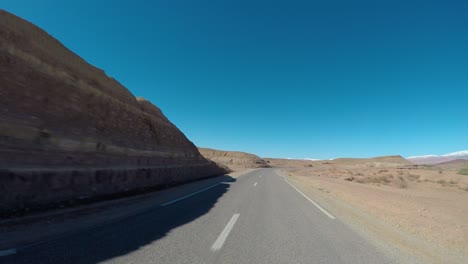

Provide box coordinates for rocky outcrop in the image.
[198,148,269,171]
[0,10,227,215]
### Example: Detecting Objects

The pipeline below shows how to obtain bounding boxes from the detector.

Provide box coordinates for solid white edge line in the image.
[283,178,336,219]
[0,248,17,257]
[211,213,240,251]
[161,183,221,207]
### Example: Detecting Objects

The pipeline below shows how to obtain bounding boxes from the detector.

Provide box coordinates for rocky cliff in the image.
[0,10,227,215]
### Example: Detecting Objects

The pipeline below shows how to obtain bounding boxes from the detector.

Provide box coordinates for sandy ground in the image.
[281,163,468,263]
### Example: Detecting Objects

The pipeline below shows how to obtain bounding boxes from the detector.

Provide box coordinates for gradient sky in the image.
[3,0,467,159]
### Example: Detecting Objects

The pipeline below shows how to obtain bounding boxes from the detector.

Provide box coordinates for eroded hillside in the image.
[199,148,269,171]
[0,10,227,215]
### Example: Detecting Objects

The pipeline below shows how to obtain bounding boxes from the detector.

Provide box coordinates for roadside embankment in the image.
[0,10,227,216]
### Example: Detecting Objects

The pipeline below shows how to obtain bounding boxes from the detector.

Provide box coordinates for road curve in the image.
[2,168,394,264]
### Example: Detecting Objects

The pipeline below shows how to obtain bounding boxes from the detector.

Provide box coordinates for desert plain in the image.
[264,157,468,263]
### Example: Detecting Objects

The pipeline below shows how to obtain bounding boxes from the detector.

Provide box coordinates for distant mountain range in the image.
[407,150,468,165]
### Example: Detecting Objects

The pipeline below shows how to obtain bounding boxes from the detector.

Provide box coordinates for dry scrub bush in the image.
[407,174,420,181]
[355,175,391,185]
[436,179,447,186]
[396,176,408,188]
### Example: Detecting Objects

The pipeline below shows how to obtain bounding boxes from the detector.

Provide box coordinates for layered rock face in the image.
[198,148,269,171]
[0,10,227,214]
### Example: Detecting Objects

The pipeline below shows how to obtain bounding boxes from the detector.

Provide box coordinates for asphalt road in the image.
[2,168,394,264]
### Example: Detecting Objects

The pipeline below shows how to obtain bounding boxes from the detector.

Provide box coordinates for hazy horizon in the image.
[4,0,467,159]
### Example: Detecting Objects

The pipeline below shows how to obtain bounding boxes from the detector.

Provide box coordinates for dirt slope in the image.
[198,148,269,171]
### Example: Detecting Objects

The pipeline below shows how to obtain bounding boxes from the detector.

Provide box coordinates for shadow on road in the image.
[4,175,236,264]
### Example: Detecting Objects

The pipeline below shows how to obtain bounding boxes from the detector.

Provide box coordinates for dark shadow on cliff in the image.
[3,174,236,264]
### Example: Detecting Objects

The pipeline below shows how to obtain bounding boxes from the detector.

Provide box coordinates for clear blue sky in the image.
[4,0,467,159]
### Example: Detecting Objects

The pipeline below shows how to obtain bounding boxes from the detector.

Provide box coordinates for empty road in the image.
[2,169,394,264]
